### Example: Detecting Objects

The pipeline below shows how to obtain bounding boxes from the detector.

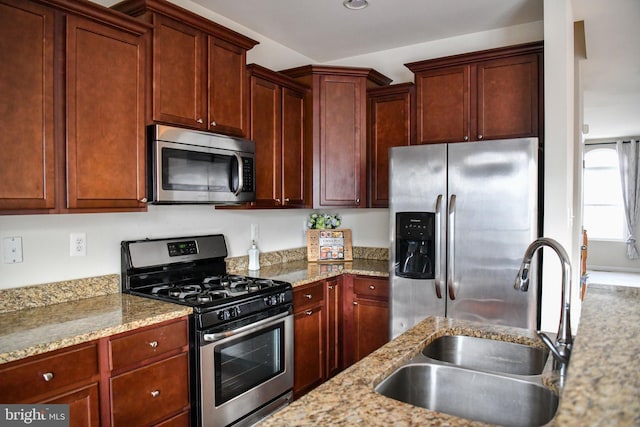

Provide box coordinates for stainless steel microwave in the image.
[148,125,256,204]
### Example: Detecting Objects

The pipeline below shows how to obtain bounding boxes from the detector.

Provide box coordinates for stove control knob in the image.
[265,295,277,306]
[230,307,239,318]
[218,310,231,321]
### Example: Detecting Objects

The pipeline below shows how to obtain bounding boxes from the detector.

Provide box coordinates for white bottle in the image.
[248,240,260,271]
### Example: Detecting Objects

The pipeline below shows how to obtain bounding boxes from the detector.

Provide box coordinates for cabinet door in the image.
[250,75,282,207]
[153,14,206,129]
[0,0,55,211]
[66,15,146,210]
[325,277,342,378]
[281,87,306,207]
[353,297,389,362]
[208,37,247,137]
[368,84,413,207]
[319,75,366,207]
[415,66,470,144]
[293,305,324,399]
[43,383,100,427]
[476,53,539,140]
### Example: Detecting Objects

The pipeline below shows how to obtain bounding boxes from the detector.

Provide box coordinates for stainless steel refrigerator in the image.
[389,138,540,338]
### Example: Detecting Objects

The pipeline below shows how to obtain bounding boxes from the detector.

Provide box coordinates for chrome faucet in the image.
[515,237,573,382]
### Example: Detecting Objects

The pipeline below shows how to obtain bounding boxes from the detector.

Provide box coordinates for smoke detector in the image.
[343,0,368,10]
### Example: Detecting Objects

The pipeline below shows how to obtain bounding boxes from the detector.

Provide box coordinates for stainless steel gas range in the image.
[121,234,293,427]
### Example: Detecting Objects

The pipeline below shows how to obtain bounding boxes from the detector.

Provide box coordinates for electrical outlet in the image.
[70,233,87,257]
[3,236,23,263]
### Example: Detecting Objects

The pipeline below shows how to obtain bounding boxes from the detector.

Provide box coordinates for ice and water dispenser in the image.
[395,212,435,279]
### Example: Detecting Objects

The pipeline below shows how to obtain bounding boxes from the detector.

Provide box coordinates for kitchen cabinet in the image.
[247,64,309,208]
[112,0,258,137]
[0,341,101,427]
[292,280,325,399]
[105,317,190,427]
[281,65,391,208]
[342,274,389,367]
[325,276,343,378]
[367,83,414,207]
[406,42,543,144]
[0,0,148,214]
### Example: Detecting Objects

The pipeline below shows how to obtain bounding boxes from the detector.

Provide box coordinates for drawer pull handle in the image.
[42,372,54,382]
[149,341,159,348]
[328,286,335,290]
[304,294,312,299]
[305,310,313,316]
[151,390,160,398]
[369,285,375,290]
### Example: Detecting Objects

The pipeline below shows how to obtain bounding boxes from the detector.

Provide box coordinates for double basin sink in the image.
[375,335,559,426]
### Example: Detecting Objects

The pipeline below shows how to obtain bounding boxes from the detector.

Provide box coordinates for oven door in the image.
[152,140,255,204]
[200,310,293,427]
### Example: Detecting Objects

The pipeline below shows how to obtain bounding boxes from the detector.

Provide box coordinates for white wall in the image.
[0,208,389,289]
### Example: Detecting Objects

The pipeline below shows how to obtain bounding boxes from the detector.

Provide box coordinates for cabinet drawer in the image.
[109,318,188,370]
[111,352,189,427]
[354,277,389,299]
[293,282,324,312]
[0,342,99,402]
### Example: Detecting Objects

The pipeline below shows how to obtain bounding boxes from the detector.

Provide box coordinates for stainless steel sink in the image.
[422,335,549,375]
[375,363,558,427]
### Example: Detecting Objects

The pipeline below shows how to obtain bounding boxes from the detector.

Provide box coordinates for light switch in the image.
[3,236,23,264]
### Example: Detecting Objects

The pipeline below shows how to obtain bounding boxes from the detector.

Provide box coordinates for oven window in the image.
[214,323,284,406]
[162,147,232,192]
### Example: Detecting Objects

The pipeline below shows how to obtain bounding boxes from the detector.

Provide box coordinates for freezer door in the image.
[446,138,539,329]
[389,144,447,338]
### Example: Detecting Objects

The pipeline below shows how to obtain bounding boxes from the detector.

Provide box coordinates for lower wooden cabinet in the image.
[292,280,325,399]
[105,317,190,427]
[0,341,101,427]
[343,274,390,367]
[0,317,190,427]
[293,274,388,398]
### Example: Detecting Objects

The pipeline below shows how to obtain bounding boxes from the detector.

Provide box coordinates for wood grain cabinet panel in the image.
[367,83,414,207]
[247,64,307,208]
[113,0,258,137]
[43,383,100,427]
[280,65,391,208]
[293,282,325,399]
[65,14,146,210]
[406,42,543,145]
[0,0,55,211]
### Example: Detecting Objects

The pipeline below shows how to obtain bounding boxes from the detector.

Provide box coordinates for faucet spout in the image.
[515,237,573,377]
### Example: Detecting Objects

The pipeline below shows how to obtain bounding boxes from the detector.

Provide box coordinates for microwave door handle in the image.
[232,153,244,196]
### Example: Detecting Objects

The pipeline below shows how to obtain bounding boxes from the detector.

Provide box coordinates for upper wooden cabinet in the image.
[112,0,258,137]
[406,42,543,144]
[0,0,148,214]
[247,64,308,208]
[367,83,414,208]
[281,65,391,208]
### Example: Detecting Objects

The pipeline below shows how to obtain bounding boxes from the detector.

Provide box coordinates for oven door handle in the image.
[202,311,290,342]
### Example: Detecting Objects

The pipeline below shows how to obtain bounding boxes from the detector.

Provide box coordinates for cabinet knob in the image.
[139,197,147,203]
[196,118,204,124]
[464,136,469,141]
[305,310,313,316]
[355,198,360,205]
[304,294,312,299]
[328,286,335,290]
[42,372,54,382]
[478,134,483,140]
[149,341,158,348]
[151,390,160,398]
[211,120,217,127]
[275,198,281,203]
[353,302,358,306]
[369,285,375,290]
[284,198,290,202]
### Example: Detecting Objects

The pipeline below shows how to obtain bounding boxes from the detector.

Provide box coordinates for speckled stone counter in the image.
[259,284,640,426]
[0,293,192,364]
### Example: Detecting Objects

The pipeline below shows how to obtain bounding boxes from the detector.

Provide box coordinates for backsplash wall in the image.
[0,206,389,289]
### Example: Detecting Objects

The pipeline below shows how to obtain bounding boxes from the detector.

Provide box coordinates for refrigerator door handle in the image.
[434,194,443,299]
[447,194,457,300]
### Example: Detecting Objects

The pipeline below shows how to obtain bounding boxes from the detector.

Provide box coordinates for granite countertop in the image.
[259,283,640,426]
[0,256,388,365]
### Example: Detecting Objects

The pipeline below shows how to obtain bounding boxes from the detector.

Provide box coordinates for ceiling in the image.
[98,0,640,140]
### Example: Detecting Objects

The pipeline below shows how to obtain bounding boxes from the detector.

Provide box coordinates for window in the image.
[583,145,626,240]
